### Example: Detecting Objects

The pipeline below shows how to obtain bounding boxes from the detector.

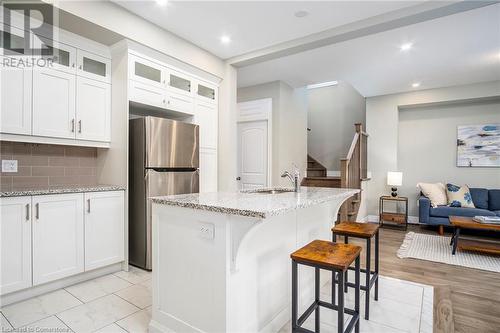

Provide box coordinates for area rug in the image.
[397,232,500,273]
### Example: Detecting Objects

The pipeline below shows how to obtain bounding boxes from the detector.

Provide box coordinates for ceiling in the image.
[237,3,500,96]
[113,0,422,59]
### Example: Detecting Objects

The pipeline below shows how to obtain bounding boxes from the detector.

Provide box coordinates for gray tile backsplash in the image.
[0,141,98,191]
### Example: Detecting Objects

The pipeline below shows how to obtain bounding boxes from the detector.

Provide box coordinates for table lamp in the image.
[387,171,403,197]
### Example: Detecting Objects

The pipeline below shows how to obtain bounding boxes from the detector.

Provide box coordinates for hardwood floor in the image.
[346,225,500,333]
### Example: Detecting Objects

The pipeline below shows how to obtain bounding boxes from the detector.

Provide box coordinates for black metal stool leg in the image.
[315,267,320,333]
[344,236,349,293]
[375,231,379,301]
[365,237,371,320]
[337,270,344,333]
[292,260,298,331]
[355,256,360,333]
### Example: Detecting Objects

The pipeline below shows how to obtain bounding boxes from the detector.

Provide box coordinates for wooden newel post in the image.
[355,123,363,133]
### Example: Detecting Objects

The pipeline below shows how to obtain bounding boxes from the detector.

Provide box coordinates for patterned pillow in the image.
[446,184,475,208]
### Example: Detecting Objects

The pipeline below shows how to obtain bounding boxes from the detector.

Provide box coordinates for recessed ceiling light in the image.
[412,82,421,88]
[295,10,309,18]
[400,43,413,51]
[220,35,231,44]
[307,81,338,90]
[155,0,168,6]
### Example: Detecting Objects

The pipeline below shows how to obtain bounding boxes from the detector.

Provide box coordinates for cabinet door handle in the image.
[78,120,82,133]
[79,65,82,70]
[72,63,75,68]
[25,203,30,221]
[71,119,75,132]
[35,203,39,220]
[87,199,91,213]
[163,99,166,104]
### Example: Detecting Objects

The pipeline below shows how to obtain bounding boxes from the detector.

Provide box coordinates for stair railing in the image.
[339,123,368,221]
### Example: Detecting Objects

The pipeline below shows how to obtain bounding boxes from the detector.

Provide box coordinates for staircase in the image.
[302,123,369,222]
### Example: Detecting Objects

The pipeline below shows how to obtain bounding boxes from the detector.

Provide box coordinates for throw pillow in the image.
[417,183,447,207]
[446,183,475,208]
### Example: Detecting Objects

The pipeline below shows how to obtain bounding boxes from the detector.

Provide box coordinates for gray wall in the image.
[307,82,365,171]
[398,99,500,215]
[238,81,308,186]
[365,80,500,217]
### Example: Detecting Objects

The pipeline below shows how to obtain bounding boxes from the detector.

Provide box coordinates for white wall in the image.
[398,99,500,215]
[365,80,500,216]
[238,81,308,186]
[307,82,366,171]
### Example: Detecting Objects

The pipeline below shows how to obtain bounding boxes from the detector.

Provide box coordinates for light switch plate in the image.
[199,222,215,240]
[2,160,18,173]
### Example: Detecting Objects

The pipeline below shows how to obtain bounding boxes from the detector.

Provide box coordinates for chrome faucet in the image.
[281,167,300,192]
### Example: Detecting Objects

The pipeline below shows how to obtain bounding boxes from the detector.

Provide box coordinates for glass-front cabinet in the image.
[0,25,30,56]
[130,55,165,88]
[34,36,76,74]
[168,69,192,96]
[196,82,217,103]
[77,50,111,83]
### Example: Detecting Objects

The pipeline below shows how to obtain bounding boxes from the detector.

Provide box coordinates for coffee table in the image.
[449,216,500,255]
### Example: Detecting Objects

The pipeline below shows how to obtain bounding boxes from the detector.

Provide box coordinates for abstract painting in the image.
[457,124,500,167]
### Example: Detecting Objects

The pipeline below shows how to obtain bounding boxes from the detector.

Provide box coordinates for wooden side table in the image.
[379,196,408,230]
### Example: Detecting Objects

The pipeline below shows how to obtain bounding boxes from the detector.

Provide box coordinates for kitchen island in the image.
[149,187,359,333]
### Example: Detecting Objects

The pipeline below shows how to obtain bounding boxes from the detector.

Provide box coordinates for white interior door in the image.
[237,120,268,190]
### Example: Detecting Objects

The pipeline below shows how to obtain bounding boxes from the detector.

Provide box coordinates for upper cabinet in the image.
[195,81,217,104]
[130,55,166,87]
[0,56,32,135]
[0,24,112,147]
[77,50,111,83]
[0,25,30,57]
[168,69,193,97]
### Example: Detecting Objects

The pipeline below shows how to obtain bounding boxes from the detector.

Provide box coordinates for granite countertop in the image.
[151,187,360,218]
[0,185,126,197]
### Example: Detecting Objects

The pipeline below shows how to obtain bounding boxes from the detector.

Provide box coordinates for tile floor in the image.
[1,266,151,333]
[1,266,432,333]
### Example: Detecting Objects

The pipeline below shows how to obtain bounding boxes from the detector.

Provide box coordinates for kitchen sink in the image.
[251,189,295,194]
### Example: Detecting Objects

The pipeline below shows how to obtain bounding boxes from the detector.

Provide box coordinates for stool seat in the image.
[332,221,380,238]
[291,240,361,271]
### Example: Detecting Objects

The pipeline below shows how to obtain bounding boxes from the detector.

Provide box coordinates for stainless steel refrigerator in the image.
[129,117,199,270]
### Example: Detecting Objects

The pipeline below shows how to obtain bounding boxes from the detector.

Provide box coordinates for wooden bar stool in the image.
[331,222,380,320]
[291,240,361,333]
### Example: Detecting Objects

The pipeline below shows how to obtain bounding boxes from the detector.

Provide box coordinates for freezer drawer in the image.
[146,169,199,197]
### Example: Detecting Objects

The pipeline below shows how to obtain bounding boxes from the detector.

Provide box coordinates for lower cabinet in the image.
[0,196,32,295]
[84,191,125,271]
[0,191,125,295]
[32,193,85,286]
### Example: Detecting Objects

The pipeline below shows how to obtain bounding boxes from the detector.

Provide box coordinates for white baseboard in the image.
[0,263,123,306]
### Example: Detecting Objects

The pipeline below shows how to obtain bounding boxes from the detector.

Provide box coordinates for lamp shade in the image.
[387,171,403,186]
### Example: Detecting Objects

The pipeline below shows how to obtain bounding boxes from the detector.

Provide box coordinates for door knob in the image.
[236,177,241,181]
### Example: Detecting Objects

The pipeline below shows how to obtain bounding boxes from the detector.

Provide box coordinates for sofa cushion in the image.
[430,206,495,218]
[470,188,488,210]
[489,190,500,211]
[446,183,475,208]
[417,182,447,207]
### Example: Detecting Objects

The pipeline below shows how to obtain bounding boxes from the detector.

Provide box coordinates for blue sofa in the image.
[419,188,500,226]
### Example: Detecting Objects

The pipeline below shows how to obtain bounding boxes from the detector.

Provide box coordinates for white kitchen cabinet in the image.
[194,100,218,149]
[129,80,166,109]
[0,56,32,135]
[32,68,76,139]
[76,76,111,142]
[32,194,84,285]
[129,54,166,87]
[0,25,30,57]
[200,148,218,193]
[77,49,111,83]
[35,36,77,74]
[167,69,193,97]
[84,191,124,271]
[0,197,32,295]
[167,91,194,115]
[195,81,217,104]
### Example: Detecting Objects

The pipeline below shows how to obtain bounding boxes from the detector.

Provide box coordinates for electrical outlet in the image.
[199,222,215,240]
[2,160,18,173]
